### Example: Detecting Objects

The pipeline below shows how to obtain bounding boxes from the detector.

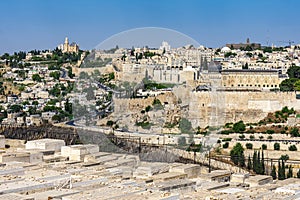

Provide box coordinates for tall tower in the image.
[63,37,69,53]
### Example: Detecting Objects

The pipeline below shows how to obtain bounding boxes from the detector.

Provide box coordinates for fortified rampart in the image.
[113,92,178,113]
[189,91,300,128]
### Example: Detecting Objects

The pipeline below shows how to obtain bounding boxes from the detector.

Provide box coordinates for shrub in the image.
[222,138,232,142]
[233,121,246,133]
[266,130,275,134]
[289,145,297,151]
[250,135,255,140]
[262,144,267,150]
[223,142,229,149]
[259,136,264,140]
[246,143,253,149]
[290,128,300,137]
[267,135,273,140]
[239,134,245,139]
[274,143,280,150]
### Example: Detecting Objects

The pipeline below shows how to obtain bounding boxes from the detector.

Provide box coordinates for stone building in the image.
[226,38,261,50]
[221,69,286,90]
[61,37,79,53]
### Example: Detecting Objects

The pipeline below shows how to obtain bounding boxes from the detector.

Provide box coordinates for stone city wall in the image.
[189,91,300,128]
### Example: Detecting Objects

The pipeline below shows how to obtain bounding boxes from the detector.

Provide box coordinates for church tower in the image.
[63,37,69,53]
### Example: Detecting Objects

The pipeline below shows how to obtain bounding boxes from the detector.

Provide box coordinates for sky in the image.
[0,0,300,54]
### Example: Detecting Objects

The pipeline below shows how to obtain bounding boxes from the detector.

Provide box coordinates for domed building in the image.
[220,46,231,53]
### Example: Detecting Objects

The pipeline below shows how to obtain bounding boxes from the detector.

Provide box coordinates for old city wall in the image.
[189,91,300,128]
[113,92,178,114]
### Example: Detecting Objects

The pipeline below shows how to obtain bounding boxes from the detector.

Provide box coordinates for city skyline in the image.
[1,0,300,53]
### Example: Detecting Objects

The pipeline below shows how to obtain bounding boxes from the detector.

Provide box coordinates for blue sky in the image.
[1,0,299,53]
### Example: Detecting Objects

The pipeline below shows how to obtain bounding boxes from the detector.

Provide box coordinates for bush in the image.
[290,128,300,137]
[223,142,229,149]
[222,138,232,142]
[239,134,245,139]
[259,136,264,140]
[267,135,273,140]
[266,130,275,134]
[220,130,234,135]
[289,145,297,151]
[250,135,255,140]
[274,142,280,150]
[262,144,267,150]
[233,121,246,133]
[245,143,253,149]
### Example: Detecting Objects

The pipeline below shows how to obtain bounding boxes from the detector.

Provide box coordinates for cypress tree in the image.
[240,153,245,167]
[271,165,277,180]
[282,159,286,180]
[253,151,257,173]
[247,154,252,170]
[261,150,265,175]
[257,151,262,174]
[297,169,300,178]
[287,165,293,178]
[278,160,283,180]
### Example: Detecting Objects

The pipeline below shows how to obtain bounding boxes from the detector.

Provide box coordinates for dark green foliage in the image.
[145,105,152,112]
[290,128,300,137]
[274,143,280,150]
[8,104,23,113]
[297,169,300,178]
[271,165,277,180]
[247,155,252,170]
[287,165,293,178]
[251,150,265,175]
[280,78,298,91]
[50,71,61,80]
[245,143,253,149]
[232,121,246,133]
[287,65,300,79]
[266,130,275,134]
[278,159,286,180]
[32,74,42,82]
[289,145,297,151]
[262,144,267,150]
[230,143,245,167]
[222,142,229,149]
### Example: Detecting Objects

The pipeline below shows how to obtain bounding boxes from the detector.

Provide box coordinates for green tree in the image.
[32,74,42,82]
[232,121,246,133]
[247,154,252,170]
[287,165,293,178]
[50,71,61,80]
[294,80,300,91]
[297,169,300,178]
[230,143,245,166]
[280,78,298,91]
[290,128,300,137]
[287,65,300,79]
[274,143,280,150]
[289,145,297,151]
[262,144,267,150]
[246,143,253,149]
[179,118,192,134]
[271,165,277,180]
